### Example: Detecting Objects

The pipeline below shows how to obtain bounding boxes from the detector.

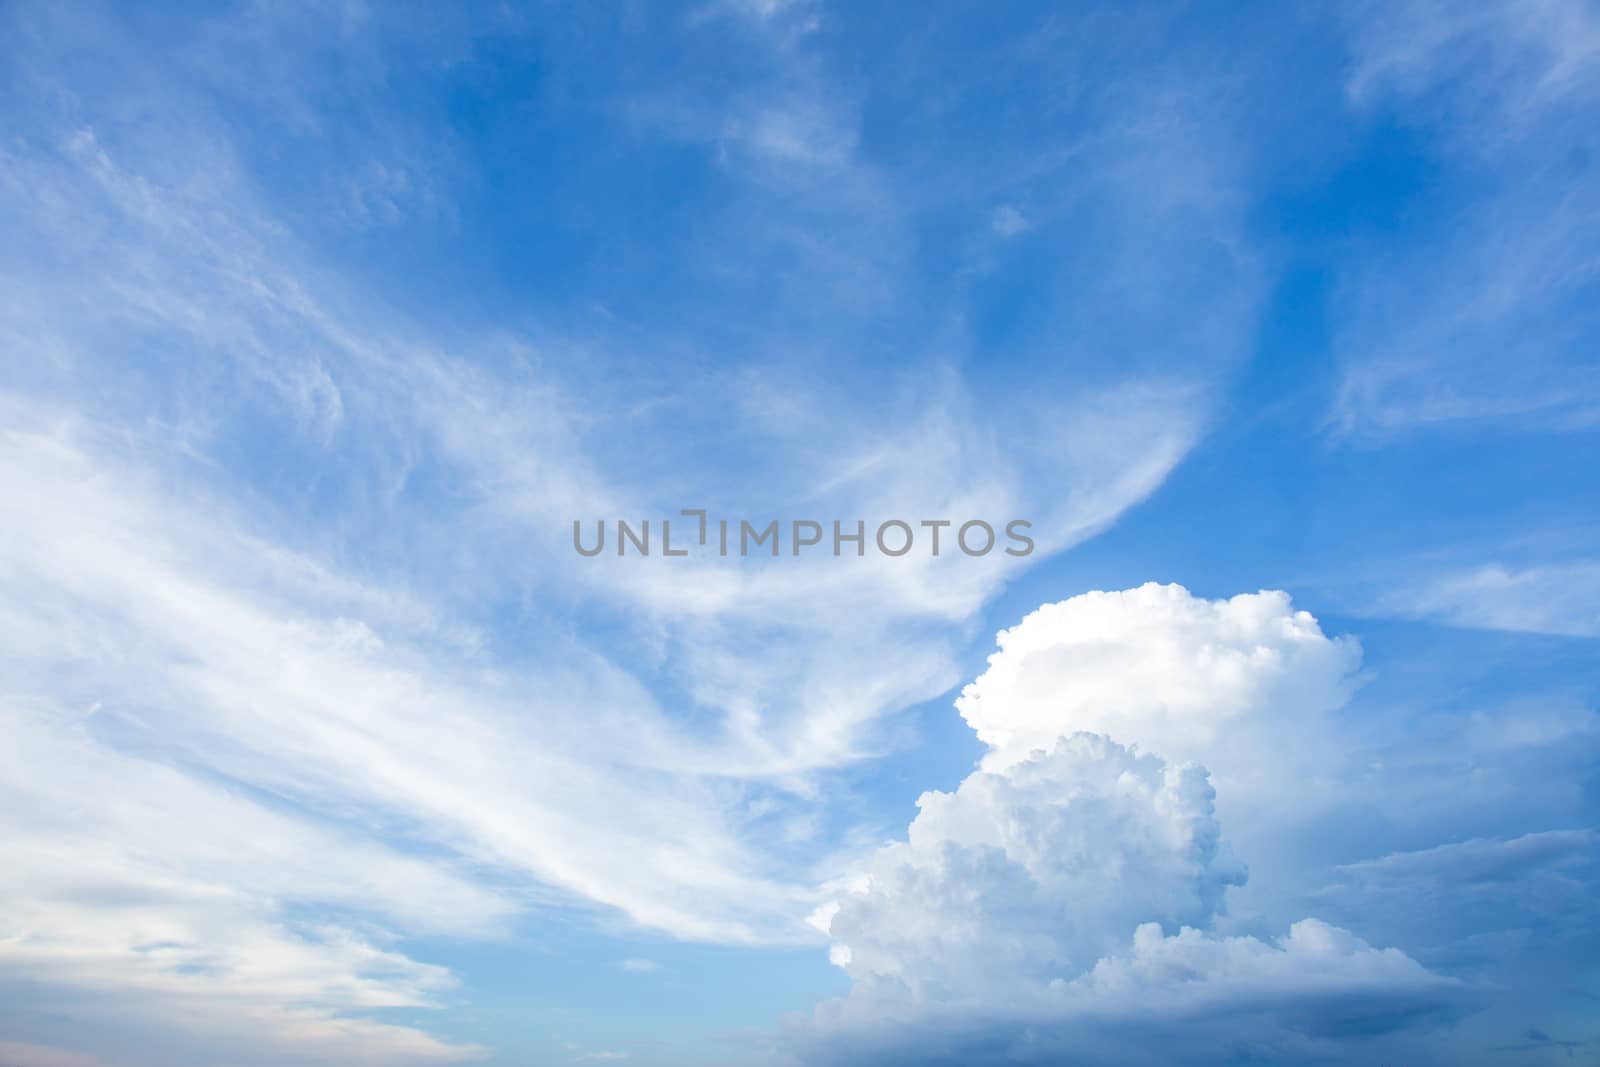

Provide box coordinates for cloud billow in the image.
[795,585,1472,1065]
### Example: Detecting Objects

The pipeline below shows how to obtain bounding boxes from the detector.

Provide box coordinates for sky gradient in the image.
[2,2,1598,1065]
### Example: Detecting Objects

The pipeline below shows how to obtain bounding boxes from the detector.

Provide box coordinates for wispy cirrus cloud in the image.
[0,5,1242,1059]
[1377,560,1600,637]
[1332,0,1600,437]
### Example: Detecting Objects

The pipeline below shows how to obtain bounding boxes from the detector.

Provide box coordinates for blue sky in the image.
[1,1,1597,1065]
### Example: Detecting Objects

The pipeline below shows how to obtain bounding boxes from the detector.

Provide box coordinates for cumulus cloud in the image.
[797,586,1466,1064]
[821,734,1245,998]
[797,919,1469,1066]
[1067,918,1467,1036]
[955,583,1361,783]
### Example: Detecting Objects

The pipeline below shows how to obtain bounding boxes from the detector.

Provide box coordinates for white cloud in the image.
[0,46,1211,791]
[619,957,661,973]
[574,380,1205,780]
[822,734,1245,999]
[801,917,1470,1066]
[1327,828,1597,891]
[1380,561,1600,637]
[1346,0,1600,114]
[0,412,828,1062]
[1332,0,1600,436]
[732,102,857,169]
[989,204,1031,237]
[0,416,811,945]
[955,583,1361,779]
[798,587,1466,1063]
[803,767,1466,1062]
[1070,917,1465,1022]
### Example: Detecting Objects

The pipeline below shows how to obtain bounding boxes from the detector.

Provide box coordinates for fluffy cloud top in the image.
[956,583,1361,773]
